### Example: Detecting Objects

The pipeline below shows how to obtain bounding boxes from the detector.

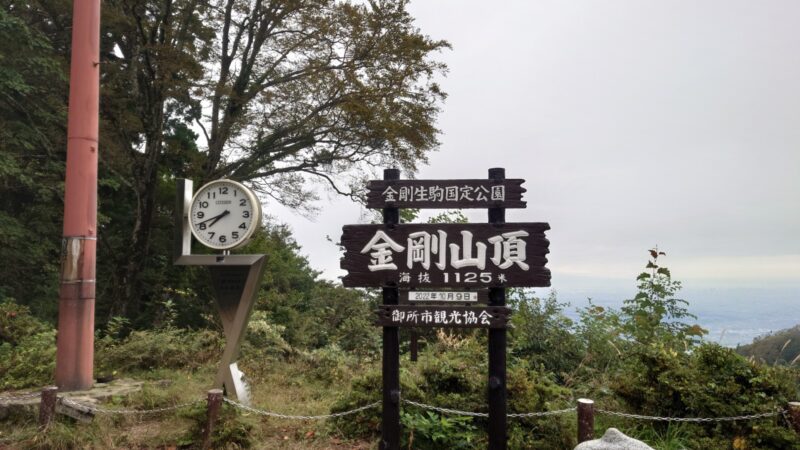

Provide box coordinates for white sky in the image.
[268,0,800,291]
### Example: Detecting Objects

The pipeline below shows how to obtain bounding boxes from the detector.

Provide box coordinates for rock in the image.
[574,428,654,450]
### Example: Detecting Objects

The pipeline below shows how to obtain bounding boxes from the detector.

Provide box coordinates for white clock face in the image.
[189,179,261,250]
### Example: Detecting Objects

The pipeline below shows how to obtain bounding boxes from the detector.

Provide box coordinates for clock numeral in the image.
[234,189,238,197]
[242,211,250,218]
[219,235,227,243]
[219,187,229,195]
[196,211,205,219]
[232,231,239,239]
[206,192,216,200]
[199,223,207,230]
[200,201,209,208]
[239,223,247,229]
[239,198,246,206]
[208,232,215,239]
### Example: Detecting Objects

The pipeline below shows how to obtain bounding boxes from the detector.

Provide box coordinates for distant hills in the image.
[737,325,800,365]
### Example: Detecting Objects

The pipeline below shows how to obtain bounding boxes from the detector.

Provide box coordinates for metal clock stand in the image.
[173,179,267,404]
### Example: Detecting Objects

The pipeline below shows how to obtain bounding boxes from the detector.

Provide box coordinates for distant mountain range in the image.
[736,325,800,365]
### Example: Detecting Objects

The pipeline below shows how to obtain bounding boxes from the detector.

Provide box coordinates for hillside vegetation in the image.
[2,246,799,449]
[738,325,800,366]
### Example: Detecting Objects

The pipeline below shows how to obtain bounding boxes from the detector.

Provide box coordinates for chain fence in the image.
[2,386,794,427]
[59,398,204,415]
[402,399,577,419]
[223,397,381,420]
[0,391,40,403]
[596,408,783,423]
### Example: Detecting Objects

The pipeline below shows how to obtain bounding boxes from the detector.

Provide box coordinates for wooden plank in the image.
[366,179,526,209]
[375,305,511,329]
[341,223,550,288]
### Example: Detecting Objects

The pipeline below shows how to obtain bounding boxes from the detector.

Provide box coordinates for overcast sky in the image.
[268,0,800,293]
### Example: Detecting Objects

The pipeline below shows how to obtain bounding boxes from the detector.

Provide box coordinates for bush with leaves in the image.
[95,328,222,374]
[508,289,583,383]
[621,249,706,348]
[331,332,575,449]
[0,299,55,388]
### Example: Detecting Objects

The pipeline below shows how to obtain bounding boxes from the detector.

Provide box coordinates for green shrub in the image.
[182,401,254,449]
[508,290,583,382]
[242,310,294,357]
[0,298,56,388]
[611,342,800,449]
[0,329,56,389]
[332,335,575,449]
[96,328,222,374]
[401,410,478,449]
[0,299,49,345]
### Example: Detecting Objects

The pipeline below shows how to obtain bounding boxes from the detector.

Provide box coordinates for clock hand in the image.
[196,210,230,225]
[206,210,230,228]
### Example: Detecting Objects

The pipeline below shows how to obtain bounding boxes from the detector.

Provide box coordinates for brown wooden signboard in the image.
[375,305,511,329]
[341,223,550,288]
[366,179,526,209]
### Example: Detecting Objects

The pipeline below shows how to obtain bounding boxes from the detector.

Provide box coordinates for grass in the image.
[0,358,376,449]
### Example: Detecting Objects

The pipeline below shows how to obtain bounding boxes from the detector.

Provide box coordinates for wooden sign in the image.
[341,223,550,288]
[375,305,511,329]
[402,290,488,304]
[366,179,526,209]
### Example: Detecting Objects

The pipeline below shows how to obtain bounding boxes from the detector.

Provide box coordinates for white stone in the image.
[574,428,654,450]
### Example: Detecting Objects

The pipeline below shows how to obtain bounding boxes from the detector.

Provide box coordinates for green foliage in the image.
[332,334,575,448]
[242,310,294,358]
[0,329,56,389]
[401,410,478,449]
[621,249,706,348]
[183,402,254,449]
[0,6,66,321]
[626,423,693,450]
[0,299,55,388]
[0,299,49,345]
[574,299,624,382]
[96,328,222,374]
[737,325,800,366]
[508,290,583,382]
[427,209,468,224]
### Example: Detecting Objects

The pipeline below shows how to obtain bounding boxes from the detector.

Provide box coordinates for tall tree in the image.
[99,0,448,317]
[2,0,447,321]
[0,5,68,319]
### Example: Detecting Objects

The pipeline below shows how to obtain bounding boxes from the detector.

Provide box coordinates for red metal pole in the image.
[55,0,101,391]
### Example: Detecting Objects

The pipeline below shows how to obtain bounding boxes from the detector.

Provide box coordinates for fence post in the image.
[788,402,800,435]
[202,389,224,449]
[577,398,594,443]
[38,386,58,429]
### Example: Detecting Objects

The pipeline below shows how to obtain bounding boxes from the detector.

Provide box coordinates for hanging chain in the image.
[507,407,577,418]
[60,398,204,415]
[223,398,381,420]
[596,408,782,423]
[0,392,41,403]
[402,399,488,417]
[403,399,576,419]
[3,387,787,424]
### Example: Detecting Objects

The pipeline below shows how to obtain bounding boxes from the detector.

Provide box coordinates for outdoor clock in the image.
[189,179,262,250]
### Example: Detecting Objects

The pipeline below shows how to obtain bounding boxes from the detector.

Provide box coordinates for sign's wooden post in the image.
[341,168,550,450]
[381,168,401,450]
[487,167,507,450]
